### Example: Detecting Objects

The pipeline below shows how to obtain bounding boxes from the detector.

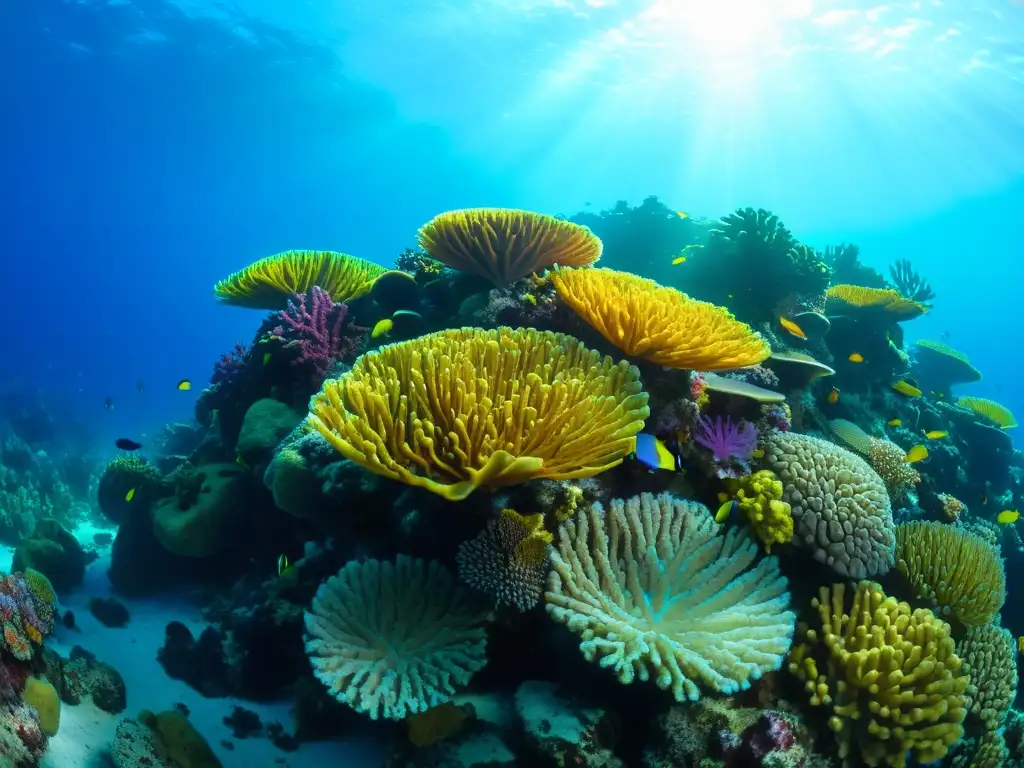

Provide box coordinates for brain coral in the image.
[763,431,895,579]
[545,492,795,702]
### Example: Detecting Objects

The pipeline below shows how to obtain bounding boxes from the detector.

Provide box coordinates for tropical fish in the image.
[826,388,840,405]
[277,554,296,578]
[716,499,738,524]
[372,318,394,339]
[891,380,923,398]
[177,379,192,391]
[675,211,689,219]
[981,492,988,506]
[633,433,680,471]
[125,488,136,502]
[998,510,1020,524]
[848,353,865,363]
[236,454,250,471]
[887,418,902,427]
[104,396,114,410]
[671,255,687,266]
[751,448,765,459]
[115,438,142,451]
[924,430,947,440]
[903,445,928,464]
[779,317,807,340]
[262,352,272,365]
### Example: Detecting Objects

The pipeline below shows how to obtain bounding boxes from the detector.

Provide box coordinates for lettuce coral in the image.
[788,580,968,768]
[307,326,650,501]
[305,556,488,721]
[545,492,795,702]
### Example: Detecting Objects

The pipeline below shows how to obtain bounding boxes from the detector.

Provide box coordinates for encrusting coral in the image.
[788,580,968,768]
[416,208,602,286]
[214,250,387,309]
[304,555,488,721]
[958,623,1017,732]
[894,521,1005,627]
[763,431,895,579]
[307,326,650,501]
[545,492,795,702]
[721,470,794,553]
[551,267,771,369]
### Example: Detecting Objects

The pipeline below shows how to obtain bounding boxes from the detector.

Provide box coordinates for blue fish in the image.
[633,433,681,471]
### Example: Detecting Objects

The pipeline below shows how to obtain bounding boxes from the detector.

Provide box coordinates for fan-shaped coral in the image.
[825,284,928,320]
[788,580,968,768]
[214,250,387,309]
[307,327,650,501]
[304,556,488,721]
[763,431,895,579]
[957,396,1018,429]
[551,267,770,370]
[958,624,1017,732]
[894,521,1005,627]
[416,208,601,286]
[545,492,795,702]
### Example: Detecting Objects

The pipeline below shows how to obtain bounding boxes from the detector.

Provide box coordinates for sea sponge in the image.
[22,677,60,736]
[545,492,795,702]
[788,581,968,768]
[551,267,770,370]
[763,431,895,579]
[826,284,928,320]
[958,624,1017,732]
[956,396,1018,429]
[138,709,223,768]
[307,326,650,501]
[305,556,487,720]
[151,463,248,558]
[894,521,1005,627]
[214,250,387,309]
[417,208,601,286]
[722,470,794,553]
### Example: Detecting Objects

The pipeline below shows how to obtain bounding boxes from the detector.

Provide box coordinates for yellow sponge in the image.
[23,676,60,736]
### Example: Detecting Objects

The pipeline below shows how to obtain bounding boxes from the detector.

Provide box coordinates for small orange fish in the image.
[779,317,807,340]
[826,388,840,404]
[848,353,865,363]
[675,211,689,219]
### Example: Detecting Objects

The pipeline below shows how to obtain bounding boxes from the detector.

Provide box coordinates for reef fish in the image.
[998,510,1020,524]
[671,255,687,265]
[177,379,192,391]
[125,488,136,502]
[278,554,295,577]
[716,499,738,524]
[633,433,681,471]
[826,388,840,405]
[262,352,272,365]
[924,430,947,440]
[887,418,902,427]
[675,211,689,219]
[779,317,807,340]
[903,445,928,464]
[372,318,393,339]
[848,353,865,363]
[891,380,922,398]
[115,438,142,451]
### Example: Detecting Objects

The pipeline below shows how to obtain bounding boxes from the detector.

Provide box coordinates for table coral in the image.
[545,492,795,702]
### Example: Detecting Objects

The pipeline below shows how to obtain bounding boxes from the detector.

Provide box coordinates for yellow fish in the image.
[177,379,192,391]
[779,317,807,340]
[371,318,393,339]
[675,211,689,219]
[848,353,864,363]
[262,352,271,365]
[924,430,947,439]
[998,510,1020,524]
[634,433,680,471]
[826,388,840,405]
[903,445,928,463]
[1018,636,1024,654]
[751,448,765,459]
[671,255,687,265]
[891,380,922,398]
[716,500,737,524]
[277,554,296,578]
[887,418,902,427]
[236,454,250,471]
[125,487,136,502]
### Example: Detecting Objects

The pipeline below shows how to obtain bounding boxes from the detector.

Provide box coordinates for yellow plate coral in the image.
[308,327,650,501]
[551,267,770,370]
[826,284,928,320]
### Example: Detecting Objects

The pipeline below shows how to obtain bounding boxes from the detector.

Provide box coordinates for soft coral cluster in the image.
[271,286,364,381]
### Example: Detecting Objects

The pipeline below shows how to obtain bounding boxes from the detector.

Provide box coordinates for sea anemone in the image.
[693,415,759,478]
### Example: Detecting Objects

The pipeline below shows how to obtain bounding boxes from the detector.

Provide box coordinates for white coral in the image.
[304,555,487,720]
[544,492,795,702]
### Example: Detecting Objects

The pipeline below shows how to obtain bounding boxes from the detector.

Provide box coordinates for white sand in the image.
[3,523,386,767]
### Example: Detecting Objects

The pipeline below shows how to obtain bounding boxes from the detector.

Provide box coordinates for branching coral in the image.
[214,250,387,309]
[957,396,1018,429]
[456,508,553,611]
[271,286,364,377]
[545,492,795,702]
[894,521,1005,627]
[763,431,895,579]
[417,208,602,286]
[889,258,936,307]
[722,471,794,553]
[824,243,888,288]
[788,580,968,768]
[304,556,488,721]
[958,624,1017,732]
[551,267,770,369]
[307,327,650,501]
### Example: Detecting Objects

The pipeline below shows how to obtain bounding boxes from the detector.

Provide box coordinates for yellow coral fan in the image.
[788,580,968,768]
[546,492,795,702]
[826,284,928,320]
[895,521,1005,626]
[308,327,650,501]
[958,624,1017,732]
[214,250,387,309]
[829,420,919,493]
[957,396,1018,429]
[416,208,601,286]
[722,470,794,552]
[551,268,770,370]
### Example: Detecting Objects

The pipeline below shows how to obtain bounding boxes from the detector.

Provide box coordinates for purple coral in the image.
[211,342,250,385]
[693,414,758,478]
[272,286,364,379]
